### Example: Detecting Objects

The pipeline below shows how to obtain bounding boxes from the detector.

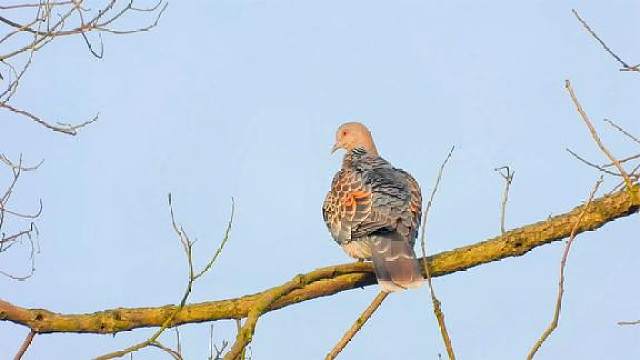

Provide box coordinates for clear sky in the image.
[2,1,640,359]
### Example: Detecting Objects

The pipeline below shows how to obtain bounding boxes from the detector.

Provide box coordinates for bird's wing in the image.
[323,151,422,245]
[362,166,424,291]
[324,165,417,239]
[397,169,422,245]
[323,168,377,244]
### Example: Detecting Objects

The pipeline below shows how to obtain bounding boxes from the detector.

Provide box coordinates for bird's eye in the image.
[342,130,348,136]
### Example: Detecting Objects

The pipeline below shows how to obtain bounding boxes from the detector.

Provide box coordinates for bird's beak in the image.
[331,143,340,154]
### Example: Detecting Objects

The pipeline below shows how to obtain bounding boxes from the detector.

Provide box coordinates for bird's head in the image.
[331,122,379,156]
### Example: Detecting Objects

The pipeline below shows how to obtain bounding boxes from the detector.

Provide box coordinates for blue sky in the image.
[2,1,640,358]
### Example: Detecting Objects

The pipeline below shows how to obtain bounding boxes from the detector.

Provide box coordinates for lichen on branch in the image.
[0,185,638,335]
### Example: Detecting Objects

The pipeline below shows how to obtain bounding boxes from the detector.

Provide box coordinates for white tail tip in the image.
[379,279,424,292]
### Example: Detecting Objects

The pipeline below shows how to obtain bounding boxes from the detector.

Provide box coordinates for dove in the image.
[323,122,424,292]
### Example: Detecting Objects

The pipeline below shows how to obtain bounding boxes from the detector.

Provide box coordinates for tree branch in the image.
[571,9,639,72]
[94,194,234,360]
[223,273,317,359]
[1,154,42,281]
[495,166,515,234]
[0,0,167,135]
[526,177,603,359]
[565,80,635,192]
[420,146,456,359]
[0,185,638,334]
[13,330,36,360]
[618,320,640,326]
[325,291,388,360]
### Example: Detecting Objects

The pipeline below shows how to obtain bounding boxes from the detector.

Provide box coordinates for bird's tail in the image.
[369,233,424,292]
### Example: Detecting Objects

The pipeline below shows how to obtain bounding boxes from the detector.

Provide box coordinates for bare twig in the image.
[208,323,217,360]
[603,119,640,146]
[0,154,43,172]
[0,1,167,135]
[571,9,639,72]
[420,146,456,360]
[94,194,234,360]
[214,341,228,360]
[566,148,625,177]
[0,2,72,10]
[1,154,42,280]
[0,102,99,135]
[209,324,215,360]
[494,166,515,234]
[565,80,635,192]
[13,330,36,360]
[602,154,640,169]
[526,177,603,359]
[174,327,181,357]
[609,162,640,195]
[0,1,167,60]
[207,323,229,360]
[618,320,640,326]
[207,324,229,360]
[149,341,182,360]
[324,291,389,360]
[577,119,640,191]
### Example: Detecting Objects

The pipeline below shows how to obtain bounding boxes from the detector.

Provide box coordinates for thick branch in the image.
[1,185,638,334]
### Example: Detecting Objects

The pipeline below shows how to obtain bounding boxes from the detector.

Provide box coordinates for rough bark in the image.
[1,186,637,335]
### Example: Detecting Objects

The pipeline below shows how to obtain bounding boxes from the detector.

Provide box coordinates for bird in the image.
[322,122,424,292]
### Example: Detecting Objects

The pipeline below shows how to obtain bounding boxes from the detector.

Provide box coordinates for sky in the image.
[1,1,640,359]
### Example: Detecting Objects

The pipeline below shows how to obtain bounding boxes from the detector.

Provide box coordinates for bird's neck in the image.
[356,138,379,156]
[342,147,379,168]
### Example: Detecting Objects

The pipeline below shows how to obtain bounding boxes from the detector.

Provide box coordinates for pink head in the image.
[331,122,379,156]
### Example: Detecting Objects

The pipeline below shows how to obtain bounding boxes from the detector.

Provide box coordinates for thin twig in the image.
[0,2,72,10]
[618,320,640,326]
[602,154,640,169]
[494,166,515,234]
[149,341,183,360]
[208,324,228,360]
[420,146,456,360]
[609,162,640,195]
[565,80,635,192]
[526,177,603,359]
[214,341,229,360]
[324,291,389,360]
[13,330,36,360]
[1,1,166,135]
[603,119,640,146]
[0,154,43,171]
[566,148,624,177]
[0,102,98,135]
[94,195,234,360]
[209,324,215,360]
[571,9,639,72]
[175,327,181,356]
[1,154,42,280]
[0,1,167,60]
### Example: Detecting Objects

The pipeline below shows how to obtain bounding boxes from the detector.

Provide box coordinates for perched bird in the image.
[323,122,424,292]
